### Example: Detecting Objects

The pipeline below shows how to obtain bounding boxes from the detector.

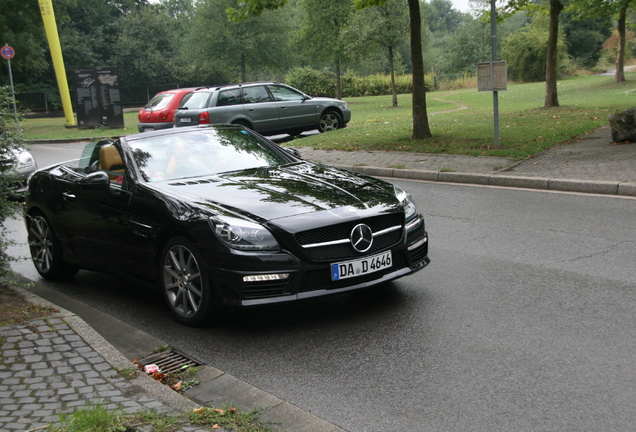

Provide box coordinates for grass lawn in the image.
[19,73,635,160]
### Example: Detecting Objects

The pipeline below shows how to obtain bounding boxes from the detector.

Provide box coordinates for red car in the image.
[137,88,197,132]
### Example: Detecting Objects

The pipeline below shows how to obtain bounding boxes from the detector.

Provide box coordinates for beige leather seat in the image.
[99,145,125,182]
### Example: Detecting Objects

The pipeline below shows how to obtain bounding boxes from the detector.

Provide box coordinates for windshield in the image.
[179,92,210,109]
[145,93,174,110]
[127,128,291,182]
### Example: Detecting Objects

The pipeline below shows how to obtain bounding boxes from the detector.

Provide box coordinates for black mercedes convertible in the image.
[25,125,429,326]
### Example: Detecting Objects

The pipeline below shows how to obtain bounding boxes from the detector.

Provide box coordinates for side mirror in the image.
[78,171,111,188]
[283,147,302,159]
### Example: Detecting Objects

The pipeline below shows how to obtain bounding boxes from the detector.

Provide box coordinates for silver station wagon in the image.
[174,82,351,136]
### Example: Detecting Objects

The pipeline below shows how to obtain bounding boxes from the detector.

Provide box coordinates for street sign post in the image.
[1,45,15,60]
[2,44,19,126]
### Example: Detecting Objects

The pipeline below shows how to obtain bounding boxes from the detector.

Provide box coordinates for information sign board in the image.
[478,61,508,92]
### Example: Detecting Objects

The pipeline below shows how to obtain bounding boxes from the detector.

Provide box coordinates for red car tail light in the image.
[159,111,169,121]
[198,112,210,124]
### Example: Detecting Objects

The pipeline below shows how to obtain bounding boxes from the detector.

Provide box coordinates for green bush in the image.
[501,16,569,82]
[286,67,440,98]
[285,67,337,97]
[0,86,24,279]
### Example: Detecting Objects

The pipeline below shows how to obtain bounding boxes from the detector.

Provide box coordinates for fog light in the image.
[408,235,427,251]
[243,273,290,283]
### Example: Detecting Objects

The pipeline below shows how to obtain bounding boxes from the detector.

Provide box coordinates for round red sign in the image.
[1,46,15,60]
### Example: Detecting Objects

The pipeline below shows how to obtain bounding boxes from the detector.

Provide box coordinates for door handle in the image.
[62,192,75,200]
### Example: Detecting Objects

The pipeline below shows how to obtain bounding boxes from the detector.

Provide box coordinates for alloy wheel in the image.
[162,244,204,319]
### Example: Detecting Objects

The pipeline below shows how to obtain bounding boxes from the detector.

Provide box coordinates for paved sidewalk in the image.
[0,292,209,432]
[1,288,345,432]
[297,124,636,196]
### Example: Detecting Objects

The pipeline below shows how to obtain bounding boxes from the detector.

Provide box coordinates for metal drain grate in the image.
[138,350,202,374]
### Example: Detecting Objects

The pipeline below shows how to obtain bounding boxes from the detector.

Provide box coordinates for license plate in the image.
[179,117,192,123]
[143,127,154,132]
[331,251,392,281]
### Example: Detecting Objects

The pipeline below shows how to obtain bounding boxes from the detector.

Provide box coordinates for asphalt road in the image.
[6,143,636,431]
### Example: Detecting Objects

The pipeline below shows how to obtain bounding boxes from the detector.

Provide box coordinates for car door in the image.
[267,84,318,131]
[52,142,138,272]
[240,85,281,133]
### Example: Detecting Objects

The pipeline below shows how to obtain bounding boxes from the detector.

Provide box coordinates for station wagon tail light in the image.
[198,112,210,124]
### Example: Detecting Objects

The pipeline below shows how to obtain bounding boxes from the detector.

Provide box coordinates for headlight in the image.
[17,151,36,169]
[209,216,280,251]
[394,186,419,221]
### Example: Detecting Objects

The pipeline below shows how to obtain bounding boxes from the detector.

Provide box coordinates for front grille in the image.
[296,213,404,262]
[298,251,408,293]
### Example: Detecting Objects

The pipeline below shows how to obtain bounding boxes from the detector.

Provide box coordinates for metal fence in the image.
[15,76,476,112]
[15,83,207,112]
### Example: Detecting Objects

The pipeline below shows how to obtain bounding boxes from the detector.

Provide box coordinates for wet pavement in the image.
[2,123,635,432]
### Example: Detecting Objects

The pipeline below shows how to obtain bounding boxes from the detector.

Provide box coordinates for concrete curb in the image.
[334,164,636,197]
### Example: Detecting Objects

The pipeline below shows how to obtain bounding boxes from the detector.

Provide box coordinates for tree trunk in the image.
[389,46,398,107]
[615,5,627,83]
[544,0,562,108]
[241,53,247,83]
[336,60,342,100]
[407,0,431,138]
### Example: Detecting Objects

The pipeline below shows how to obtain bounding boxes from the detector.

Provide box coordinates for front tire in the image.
[318,110,342,132]
[160,237,212,326]
[27,213,78,280]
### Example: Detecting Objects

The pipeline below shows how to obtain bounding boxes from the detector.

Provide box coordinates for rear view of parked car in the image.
[174,82,351,136]
[137,88,197,132]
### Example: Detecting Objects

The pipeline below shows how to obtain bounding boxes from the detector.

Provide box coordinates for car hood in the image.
[148,162,399,222]
[309,96,347,105]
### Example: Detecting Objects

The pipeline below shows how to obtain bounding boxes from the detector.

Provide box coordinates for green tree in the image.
[110,4,184,86]
[561,12,612,69]
[422,0,464,34]
[501,0,566,107]
[295,0,353,99]
[227,0,433,139]
[501,15,569,81]
[0,0,71,84]
[58,0,126,72]
[572,0,634,82]
[434,16,492,74]
[188,0,291,83]
[344,0,409,106]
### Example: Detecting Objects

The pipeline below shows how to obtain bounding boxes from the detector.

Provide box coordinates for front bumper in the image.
[137,122,175,133]
[206,228,429,307]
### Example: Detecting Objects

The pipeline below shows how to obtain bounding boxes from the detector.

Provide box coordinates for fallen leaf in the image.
[151,372,167,382]
[214,408,225,414]
[171,381,182,391]
[212,424,221,429]
[193,407,205,414]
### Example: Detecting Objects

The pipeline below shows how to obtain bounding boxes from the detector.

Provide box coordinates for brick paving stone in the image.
[0,317,196,432]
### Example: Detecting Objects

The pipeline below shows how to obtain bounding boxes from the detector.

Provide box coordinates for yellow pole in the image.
[38,0,76,127]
